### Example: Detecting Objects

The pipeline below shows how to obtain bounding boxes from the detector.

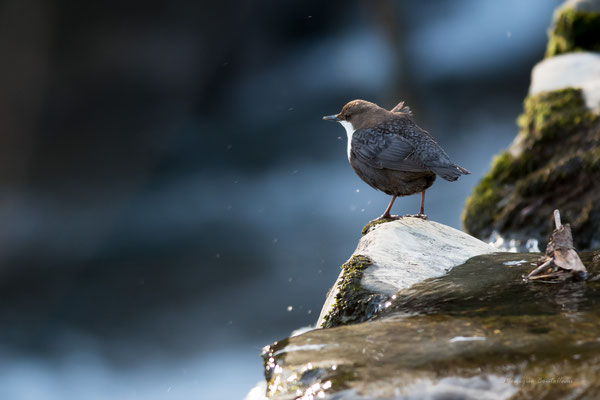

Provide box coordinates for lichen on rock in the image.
[546,5,600,58]
[462,88,600,249]
[361,217,395,235]
[320,255,387,329]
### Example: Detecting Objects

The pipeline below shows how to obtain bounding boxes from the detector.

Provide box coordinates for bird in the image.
[323,99,470,220]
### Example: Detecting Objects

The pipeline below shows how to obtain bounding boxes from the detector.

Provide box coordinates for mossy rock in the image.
[320,255,387,328]
[462,88,600,249]
[546,7,600,58]
[361,217,396,235]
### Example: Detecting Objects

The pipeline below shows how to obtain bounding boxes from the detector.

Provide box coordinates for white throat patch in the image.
[339,121,355,160]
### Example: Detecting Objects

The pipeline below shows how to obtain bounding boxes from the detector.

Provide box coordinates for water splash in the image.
[488,231,540,253]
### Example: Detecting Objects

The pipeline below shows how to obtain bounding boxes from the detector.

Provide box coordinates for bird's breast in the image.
[339,121,355,160]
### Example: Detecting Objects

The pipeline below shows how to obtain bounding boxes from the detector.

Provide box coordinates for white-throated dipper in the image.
[323,99,470,220]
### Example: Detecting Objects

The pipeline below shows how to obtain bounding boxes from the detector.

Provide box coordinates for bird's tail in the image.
[391,101,413,115]
[432,164,471,182]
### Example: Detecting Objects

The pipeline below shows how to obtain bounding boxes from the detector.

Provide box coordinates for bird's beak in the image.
[322,114,340,122]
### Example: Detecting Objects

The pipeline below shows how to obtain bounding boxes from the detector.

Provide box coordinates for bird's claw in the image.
[371,213,427,223]
[372,214,401,222]
[404,213,428,220]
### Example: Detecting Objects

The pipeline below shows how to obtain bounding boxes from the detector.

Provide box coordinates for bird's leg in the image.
[405,191,428,219]
[417,191,427,219]
[377,195,399,220]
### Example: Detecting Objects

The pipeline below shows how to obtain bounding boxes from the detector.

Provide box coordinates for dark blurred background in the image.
[0,1,562,399]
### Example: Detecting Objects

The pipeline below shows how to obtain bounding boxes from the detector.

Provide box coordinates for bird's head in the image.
[322,100,387,130]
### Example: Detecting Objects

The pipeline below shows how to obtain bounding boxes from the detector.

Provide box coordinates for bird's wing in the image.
[351,117,471,180]
[391,117,471,180]
[351,125,429,173]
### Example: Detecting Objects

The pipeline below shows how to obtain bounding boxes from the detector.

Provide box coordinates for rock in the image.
[545,0,600,58]
[463,88,600,249]
[262,251,600,399]
[463,0,600,250]
[317,218,498,328]
[562,0,600,13]
[530,52,600,110]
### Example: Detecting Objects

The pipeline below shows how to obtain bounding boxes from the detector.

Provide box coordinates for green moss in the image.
[584,145,600,171]
[516,153,584,197]
[546,8,600,58]
[361,217,396,235]
[320,255,387,329]
[518,88,590,144]
[462,88,599,240]
[462,169,502,237]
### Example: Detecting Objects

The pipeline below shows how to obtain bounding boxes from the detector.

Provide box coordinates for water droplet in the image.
[526,238,540,252]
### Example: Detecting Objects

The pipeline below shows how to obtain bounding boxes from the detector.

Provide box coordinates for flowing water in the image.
[261,252,600,399]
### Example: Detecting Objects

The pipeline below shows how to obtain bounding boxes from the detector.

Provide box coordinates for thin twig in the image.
[554,209,562,229]
[527,258,554,278]
[528,272,565,280]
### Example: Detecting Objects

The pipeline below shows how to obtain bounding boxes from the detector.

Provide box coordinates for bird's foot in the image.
[372,214,401,222]
[404,213,428,220]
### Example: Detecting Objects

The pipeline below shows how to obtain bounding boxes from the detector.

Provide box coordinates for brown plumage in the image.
[323,99,470,219]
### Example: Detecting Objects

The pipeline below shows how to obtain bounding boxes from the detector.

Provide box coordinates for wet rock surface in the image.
[262,252,600,399]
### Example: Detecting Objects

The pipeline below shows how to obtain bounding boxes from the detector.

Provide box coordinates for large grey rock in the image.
[317,218,498,328]
[529,52,600,111]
